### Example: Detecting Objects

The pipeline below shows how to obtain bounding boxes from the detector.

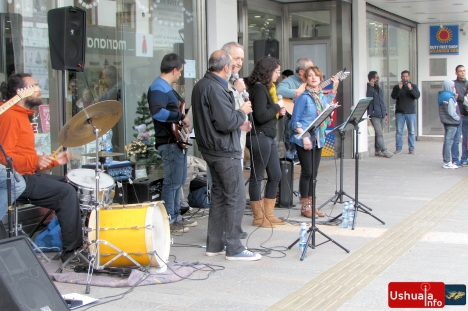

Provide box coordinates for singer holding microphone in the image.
[244,57,286,228]
[290,66,339,218]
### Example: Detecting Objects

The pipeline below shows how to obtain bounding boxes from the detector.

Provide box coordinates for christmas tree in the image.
[132,92,161,164]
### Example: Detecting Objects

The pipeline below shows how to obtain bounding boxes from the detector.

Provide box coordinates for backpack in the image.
[188,186,210,209]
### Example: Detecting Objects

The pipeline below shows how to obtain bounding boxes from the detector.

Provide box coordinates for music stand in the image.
[287,104,349,260]
[319,97,385,228]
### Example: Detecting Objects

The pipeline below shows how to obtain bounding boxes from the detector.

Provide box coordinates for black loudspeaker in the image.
[127,177,163,203]
[278,159,294,208]
[0,236,69,311]
[47,6,86,71]
[253,39,280,63]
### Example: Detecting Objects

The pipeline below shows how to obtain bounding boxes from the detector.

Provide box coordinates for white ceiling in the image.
[274,0,468,24]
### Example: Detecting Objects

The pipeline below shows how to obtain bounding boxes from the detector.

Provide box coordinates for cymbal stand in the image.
[83,117,144,294]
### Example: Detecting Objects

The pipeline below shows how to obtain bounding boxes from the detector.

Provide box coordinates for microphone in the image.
[242,91,249,102]
[230,73,239,84]
[277,94,283,101]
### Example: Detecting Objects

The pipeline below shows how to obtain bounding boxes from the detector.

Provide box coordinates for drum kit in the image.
[58,101,170,289]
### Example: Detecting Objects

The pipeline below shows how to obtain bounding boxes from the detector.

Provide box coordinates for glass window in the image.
[290,10,331,39]
[247,11,281,71]
[367,19,412,134]
[0,0,201,171]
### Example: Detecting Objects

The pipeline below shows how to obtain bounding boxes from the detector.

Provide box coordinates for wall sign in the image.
[430,25,459,55]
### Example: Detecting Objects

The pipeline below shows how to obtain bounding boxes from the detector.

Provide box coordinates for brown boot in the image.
[309,196,325,217]
[301,198,313,218]
[263,198,286,225]
[250,200,275,228]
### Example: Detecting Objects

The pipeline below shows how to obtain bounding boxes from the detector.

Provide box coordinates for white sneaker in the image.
[443,162,458,169]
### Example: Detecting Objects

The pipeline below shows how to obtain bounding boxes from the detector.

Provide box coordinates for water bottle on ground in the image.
[348,201,355,229]
[298,223,308,259]
[341,202,348,229]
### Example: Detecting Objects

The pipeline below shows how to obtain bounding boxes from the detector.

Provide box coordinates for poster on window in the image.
[38,105,50,133]
[136,33,153,57]
[430,25,459,55]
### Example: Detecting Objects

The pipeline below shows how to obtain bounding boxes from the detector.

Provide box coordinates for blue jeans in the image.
[461,116,468,162]
[395,113,416,151]
[157,143,187,224]
[451,122,462,162]
[202,153,245,257]
[443,125,458,163]
[0,164,26,218]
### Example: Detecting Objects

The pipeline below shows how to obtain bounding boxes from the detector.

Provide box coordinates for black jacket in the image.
[366,83,386,118]
[391,83,420,114]
[248,82,281,138]
[191,71,246,159]
[453,78,468,115]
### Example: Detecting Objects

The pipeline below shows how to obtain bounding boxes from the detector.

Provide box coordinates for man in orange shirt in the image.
[0,74,82,262]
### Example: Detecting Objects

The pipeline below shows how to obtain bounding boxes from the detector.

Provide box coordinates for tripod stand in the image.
[287,104,349,259]
[319,98,385,228]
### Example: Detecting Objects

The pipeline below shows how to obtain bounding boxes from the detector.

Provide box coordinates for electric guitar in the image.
[0,85,41,115]
[171,101,191,150]
[283,68,350,115]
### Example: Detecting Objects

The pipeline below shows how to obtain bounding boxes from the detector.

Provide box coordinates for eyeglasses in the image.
[275,70,281,74]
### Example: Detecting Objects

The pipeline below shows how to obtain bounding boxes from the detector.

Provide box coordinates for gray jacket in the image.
[192,71,246,159]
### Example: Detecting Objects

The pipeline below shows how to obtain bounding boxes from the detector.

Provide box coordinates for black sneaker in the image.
[170,222,189,233]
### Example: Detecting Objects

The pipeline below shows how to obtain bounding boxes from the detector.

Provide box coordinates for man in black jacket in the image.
[192,50,260,261]
[367,71,393,158]
[391,70,420,154]
[453,65,467,166]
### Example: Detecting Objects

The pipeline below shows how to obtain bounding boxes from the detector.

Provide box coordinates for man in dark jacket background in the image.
[191,50,261,261]
[453,65,467,166]
[367,71,393,158]
[391,70,421,154]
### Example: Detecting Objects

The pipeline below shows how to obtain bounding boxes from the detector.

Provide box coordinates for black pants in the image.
[246,132,282,200]
[295,144,322,198]
[20,172,83,253]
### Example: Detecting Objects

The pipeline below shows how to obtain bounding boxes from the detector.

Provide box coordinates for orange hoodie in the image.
[0,103,56,175]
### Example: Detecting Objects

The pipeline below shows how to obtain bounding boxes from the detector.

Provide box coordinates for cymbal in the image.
[58,100,123,147]
[81,151,125,157]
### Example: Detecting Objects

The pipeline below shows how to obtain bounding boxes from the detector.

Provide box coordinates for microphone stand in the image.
[0,143,18,237]
[287,104,349,259]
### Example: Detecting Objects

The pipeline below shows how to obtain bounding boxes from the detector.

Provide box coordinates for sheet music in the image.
[296,104,340,140]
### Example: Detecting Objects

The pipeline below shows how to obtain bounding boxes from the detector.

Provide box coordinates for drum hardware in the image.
[58,100,126,294]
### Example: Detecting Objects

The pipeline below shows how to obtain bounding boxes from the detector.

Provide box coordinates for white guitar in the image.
[284,68,350,115]
[0,85,41,115]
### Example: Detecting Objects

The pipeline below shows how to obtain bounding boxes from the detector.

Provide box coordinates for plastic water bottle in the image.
[298,223,308,259]
[348,201,355,229]
[341,202,348,229]
[102,129,113,164]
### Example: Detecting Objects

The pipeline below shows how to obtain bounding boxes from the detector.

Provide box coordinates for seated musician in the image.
[0,74,83,262]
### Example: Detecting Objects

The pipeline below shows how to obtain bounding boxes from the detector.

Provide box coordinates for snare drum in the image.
[67,169,115,207]
[87,201,170,269]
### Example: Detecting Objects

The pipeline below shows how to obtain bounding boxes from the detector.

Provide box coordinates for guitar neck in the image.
[0,96,21,116]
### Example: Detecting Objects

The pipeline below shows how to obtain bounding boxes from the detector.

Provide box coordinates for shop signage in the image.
[430,25,459,55]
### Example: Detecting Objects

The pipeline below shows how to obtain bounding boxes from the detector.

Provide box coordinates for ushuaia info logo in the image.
[388,282,445,308]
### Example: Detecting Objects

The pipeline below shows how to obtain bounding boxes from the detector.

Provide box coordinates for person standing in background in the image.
[453,65,466,167]
[277,58,314,163]
[290,66,339,218]
[244,57,286,228]
[221,41,251,240]
[438,80,460,169]
[147,53,196,234]
[192,50,260,261]
[367,71,393,158]
[391,70,420,154]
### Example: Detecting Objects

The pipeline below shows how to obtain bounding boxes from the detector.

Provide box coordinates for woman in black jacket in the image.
[244,57,286,228]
